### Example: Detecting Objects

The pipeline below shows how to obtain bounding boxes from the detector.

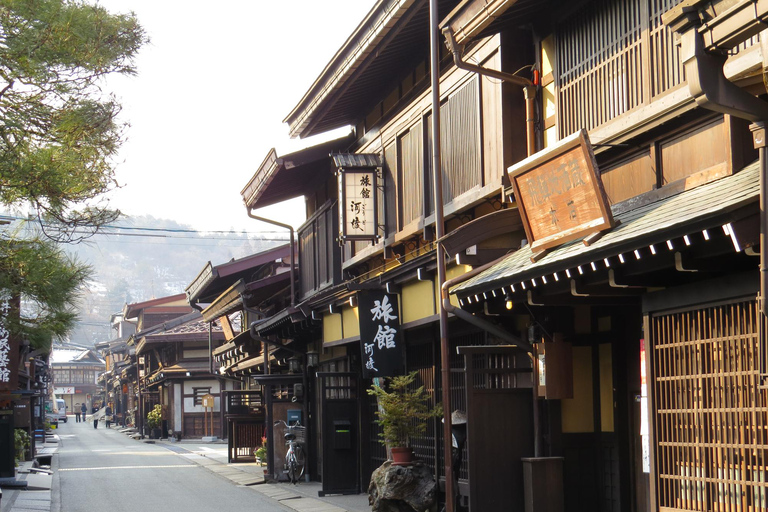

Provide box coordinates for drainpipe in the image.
[246,207,296,307]
[429,1,454,510]
[667,14,768,314]
[439,253,542,458]
[443,27,537,157]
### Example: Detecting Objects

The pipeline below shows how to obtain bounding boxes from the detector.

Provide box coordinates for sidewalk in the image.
[152,438,371,512]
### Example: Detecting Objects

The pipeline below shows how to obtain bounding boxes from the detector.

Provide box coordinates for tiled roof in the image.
[332,153,381,168]
[454,160,760,295]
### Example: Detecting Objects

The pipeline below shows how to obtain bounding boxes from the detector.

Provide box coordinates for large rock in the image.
[368,461,437,512]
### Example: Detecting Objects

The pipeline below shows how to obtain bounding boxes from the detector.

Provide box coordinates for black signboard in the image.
[358,292,404,379]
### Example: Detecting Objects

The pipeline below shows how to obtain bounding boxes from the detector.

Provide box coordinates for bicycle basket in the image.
[285,425,305,443]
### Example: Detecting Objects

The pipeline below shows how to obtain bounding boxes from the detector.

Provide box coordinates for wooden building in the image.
[185,244,295,463]
[237,0,768,509]
[50,344,105,415]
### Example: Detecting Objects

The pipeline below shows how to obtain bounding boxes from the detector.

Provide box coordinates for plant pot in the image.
[150,427,162,439]
[391,446,414,466]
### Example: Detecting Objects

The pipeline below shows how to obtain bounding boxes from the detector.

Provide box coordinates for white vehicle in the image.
[45,398,67,423]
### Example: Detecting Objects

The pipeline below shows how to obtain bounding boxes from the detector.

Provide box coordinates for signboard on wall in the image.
[505,129,614,252]
[55,387,75,395]
[358,292,404,379]
[0,292,20,392]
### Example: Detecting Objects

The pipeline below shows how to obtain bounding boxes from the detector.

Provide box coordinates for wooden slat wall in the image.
[650,299,768,512]
[440,77,481,200]
[399,122,425,228]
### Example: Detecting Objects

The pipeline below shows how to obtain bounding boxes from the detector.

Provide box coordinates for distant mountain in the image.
[63,214,287,346]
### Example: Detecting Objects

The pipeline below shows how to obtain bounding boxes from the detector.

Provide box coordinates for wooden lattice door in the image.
[649,298,768,512]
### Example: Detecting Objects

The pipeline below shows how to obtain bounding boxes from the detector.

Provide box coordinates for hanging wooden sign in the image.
[339,167,379,242]
[505,129,614,253]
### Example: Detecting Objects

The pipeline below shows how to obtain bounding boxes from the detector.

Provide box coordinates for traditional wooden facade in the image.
[244,0,533,499]
[236,0,768,509]
[50,344,105,416]
[134,314,228,438]
[443,0,768,511]
[185,244,295,463]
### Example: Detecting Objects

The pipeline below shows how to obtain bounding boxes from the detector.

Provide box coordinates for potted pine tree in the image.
[367,371,442,466]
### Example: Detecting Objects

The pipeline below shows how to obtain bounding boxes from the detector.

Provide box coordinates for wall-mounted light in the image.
[329,303,338,314]
[385,282,400,294]
[349,296,358,308]
[306,351,319,368]
[288,356,301,373]
[504,295,514,311]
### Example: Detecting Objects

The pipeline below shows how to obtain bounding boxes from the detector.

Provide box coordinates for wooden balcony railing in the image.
[225,389,263,416]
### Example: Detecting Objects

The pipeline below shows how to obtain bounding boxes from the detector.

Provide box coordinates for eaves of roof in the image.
[241,134,355,210]
[453,160,761,297]
[186,244,293,305]
[123,294,187,320]
[286,0,470,139]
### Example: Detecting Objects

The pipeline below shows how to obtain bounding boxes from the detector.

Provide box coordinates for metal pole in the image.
[429,1,453,510]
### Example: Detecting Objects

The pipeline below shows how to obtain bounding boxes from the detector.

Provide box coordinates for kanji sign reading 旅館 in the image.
[358,292,404,379]
[339,167,378,242]
[0,292,20,392]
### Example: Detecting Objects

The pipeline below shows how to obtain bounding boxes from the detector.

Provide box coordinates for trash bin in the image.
[522,457,564,512]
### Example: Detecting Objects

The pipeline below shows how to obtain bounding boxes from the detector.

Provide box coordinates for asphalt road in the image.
[51,420,289,512]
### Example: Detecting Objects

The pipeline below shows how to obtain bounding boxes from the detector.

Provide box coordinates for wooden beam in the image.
[218,315,235,341]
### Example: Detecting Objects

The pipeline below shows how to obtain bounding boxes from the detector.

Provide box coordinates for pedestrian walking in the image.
[92,405,99,429]
[74,403,81,423]
[105,404,112,428]
[81,402,87,423]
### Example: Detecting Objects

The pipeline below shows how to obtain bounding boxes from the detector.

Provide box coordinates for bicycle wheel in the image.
[288,457,298,484]
[294,446,306,480]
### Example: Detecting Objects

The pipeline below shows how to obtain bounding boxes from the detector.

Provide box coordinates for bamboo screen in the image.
[650,299,768,512]
[398,122,424,228]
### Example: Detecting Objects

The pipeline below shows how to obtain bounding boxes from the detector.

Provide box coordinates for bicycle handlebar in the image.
[273,420,302,428]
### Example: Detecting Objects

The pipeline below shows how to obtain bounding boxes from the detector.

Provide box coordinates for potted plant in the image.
[146,404,163,439]
[14,428,30,466]
[367,371,442,465]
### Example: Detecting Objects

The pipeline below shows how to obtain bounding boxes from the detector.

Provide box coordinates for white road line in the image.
[60,465,197,471]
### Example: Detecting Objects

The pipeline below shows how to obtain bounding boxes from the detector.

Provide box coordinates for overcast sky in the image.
[96,0,376,234]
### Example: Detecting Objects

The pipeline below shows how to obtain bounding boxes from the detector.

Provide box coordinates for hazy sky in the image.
[96,1,376,234]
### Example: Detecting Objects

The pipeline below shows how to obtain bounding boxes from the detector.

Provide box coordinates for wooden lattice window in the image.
[650,299,768,512]
[557,0,685,137]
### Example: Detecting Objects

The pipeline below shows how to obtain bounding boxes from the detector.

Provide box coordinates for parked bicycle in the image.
[274,420,306,484]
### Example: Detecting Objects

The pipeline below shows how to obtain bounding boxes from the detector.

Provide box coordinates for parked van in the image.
[45,398,67,424]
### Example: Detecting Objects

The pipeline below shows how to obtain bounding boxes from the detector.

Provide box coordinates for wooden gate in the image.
[226,390,264,463]
[458,345,534,512]
[649,298,768,512]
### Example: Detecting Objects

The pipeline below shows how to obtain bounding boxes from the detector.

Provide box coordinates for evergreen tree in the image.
[0,0,146,241]
[0,0,146,348]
